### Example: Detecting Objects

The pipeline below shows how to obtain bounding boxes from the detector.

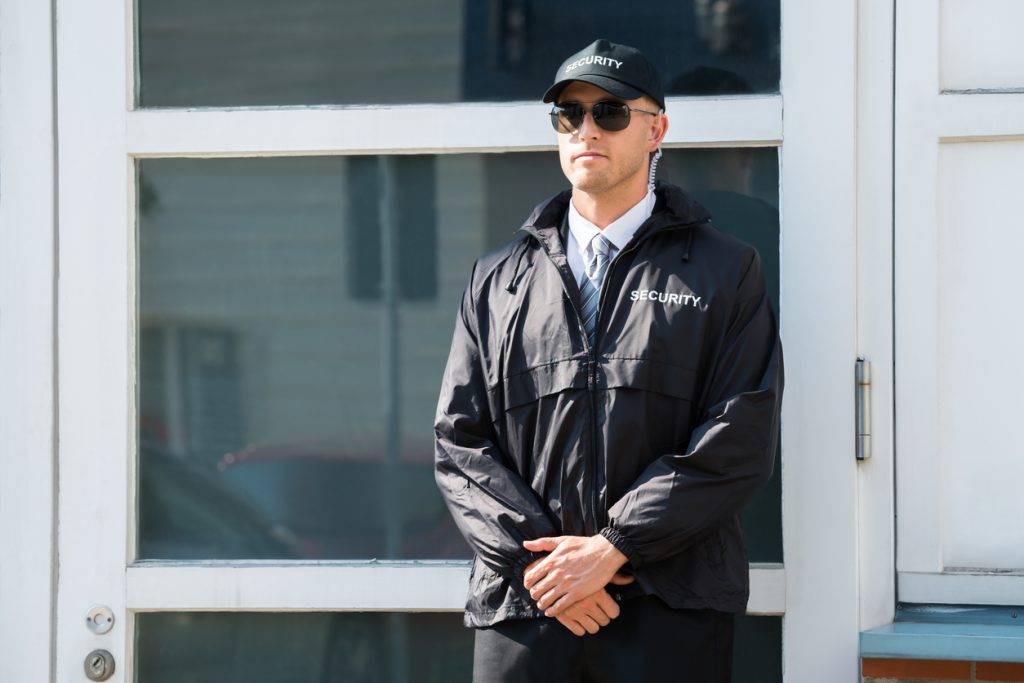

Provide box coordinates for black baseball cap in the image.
[543,39,665,110]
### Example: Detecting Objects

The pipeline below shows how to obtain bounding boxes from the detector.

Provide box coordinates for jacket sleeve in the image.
[599,250,784,569]
[434,263,557,579]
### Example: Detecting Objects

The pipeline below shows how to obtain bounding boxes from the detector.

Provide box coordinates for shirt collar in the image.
[568,189,656,257]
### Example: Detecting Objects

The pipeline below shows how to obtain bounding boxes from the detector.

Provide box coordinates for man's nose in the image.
[575,109,601,139]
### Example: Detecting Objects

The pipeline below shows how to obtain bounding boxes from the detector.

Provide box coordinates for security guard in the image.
[435,38,783,682]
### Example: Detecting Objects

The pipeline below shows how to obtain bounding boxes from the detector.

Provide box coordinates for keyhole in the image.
[84,649,114,681]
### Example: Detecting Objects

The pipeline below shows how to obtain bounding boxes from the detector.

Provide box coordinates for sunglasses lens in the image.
[550,102,631,132]
[592,102,630,131]
[550,104,584,133]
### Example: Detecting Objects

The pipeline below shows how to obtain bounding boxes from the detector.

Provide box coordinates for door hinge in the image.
[855,358,871,461]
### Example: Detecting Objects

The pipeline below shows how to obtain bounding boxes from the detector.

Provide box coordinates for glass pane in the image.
[660,148,782,562]
[136,148,779,561]
[135,611,778,682]
[734,614,783,683]
[135,612,472,683]
[137,0,780,107]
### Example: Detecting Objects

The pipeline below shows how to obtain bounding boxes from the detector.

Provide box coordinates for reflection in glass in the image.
[136,149,779,561]
[135,612,472,683]
[136,154,566,560]
[734,615,783,683]
[135,611,780,683]
[661,148,782,562]
[137,0,780,107]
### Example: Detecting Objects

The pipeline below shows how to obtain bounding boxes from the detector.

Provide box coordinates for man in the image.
[434,38,783,682]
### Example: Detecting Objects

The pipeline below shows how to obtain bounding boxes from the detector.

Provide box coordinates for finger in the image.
[523,537,562,551]
[530,571,565,604]
[524,557,545,573]
[577,613,601,635]
[555,612,586,637]
[583,601,611,627]
[562,604,600,634]
[558,616,586,637]
[595,591,621,620]
[608,572,635,585]
[523,561,552,589]
[566,597,608,627]
[544,589,579,616]
[536,584,569,611]
[528,573,552,600]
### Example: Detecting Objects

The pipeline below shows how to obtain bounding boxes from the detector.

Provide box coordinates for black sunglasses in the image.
[550,100,660,133]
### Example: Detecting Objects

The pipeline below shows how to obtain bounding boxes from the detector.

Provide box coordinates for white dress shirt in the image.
[566,189,657,287]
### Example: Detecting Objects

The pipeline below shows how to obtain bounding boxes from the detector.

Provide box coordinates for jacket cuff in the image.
[599,526,644,569]
[513,551,546,578]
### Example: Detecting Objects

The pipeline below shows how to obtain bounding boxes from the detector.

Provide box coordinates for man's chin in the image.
[569,173,612,194]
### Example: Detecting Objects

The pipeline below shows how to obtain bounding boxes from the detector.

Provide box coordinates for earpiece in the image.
[648,147,663,191]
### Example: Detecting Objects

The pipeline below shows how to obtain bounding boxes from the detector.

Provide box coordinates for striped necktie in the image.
[579,235,613,348]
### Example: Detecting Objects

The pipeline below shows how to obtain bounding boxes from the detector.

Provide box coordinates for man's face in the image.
[555,81,666,197]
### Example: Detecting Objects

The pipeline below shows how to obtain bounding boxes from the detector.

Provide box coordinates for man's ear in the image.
[648,113,669,152]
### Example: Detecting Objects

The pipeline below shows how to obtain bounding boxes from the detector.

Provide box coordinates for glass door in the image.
[52,0,857,679]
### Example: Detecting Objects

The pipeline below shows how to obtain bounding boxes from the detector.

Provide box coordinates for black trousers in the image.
[472,595,735,683]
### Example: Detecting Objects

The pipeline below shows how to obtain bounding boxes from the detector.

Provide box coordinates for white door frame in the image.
[855,0,899,636]
[46,0,864,680]
[0,0,58,681]
[779,0,866,679]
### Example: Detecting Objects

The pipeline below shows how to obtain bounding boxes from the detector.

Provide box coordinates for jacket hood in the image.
[519,182,712,240]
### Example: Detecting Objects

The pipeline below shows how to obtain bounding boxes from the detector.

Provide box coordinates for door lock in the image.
[85,605,115,635]
[84,649,115,681]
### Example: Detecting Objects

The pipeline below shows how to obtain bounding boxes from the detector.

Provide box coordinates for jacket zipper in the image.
[520,220,695,531]
[588,222,695,526]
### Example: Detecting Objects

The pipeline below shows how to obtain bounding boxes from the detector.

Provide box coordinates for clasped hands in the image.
[521,534,632,637]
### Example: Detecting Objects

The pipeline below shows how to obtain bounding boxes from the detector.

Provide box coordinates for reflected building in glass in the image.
[136,150,779,563]
[138,0,779,107]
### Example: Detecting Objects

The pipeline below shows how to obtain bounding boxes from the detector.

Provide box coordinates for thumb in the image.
[523,537,563,551]
[608,571,636,586]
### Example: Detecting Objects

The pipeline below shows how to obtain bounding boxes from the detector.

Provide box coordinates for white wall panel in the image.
[941,0,1024,92]
[937,140,1024,570]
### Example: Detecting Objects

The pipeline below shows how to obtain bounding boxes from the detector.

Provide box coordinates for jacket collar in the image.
[519,183,711,262]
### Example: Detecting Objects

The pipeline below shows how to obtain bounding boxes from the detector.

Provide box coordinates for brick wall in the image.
[863,659,1024,682]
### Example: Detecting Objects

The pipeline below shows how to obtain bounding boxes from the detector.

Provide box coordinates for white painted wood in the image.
[934,93,1024,140]
[125,562,787,614]
[895,0,945,576]
[128,563,472,611]
[0,0,57,680]
[941,0,1024,92]
[895,1,1024,603]
[936,140,1024,571]
[780,0,861,679]
[856,0,897,632]
[54,0,132,680]
[748,564,787,617]
[900,572,1024,606]
[124,96,782,156]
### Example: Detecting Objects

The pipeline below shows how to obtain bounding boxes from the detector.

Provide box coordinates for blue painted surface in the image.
[895,604,1024,626]
[861,605,1024,662]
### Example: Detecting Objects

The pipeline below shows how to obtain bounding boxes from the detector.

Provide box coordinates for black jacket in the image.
[434,183,783,627]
